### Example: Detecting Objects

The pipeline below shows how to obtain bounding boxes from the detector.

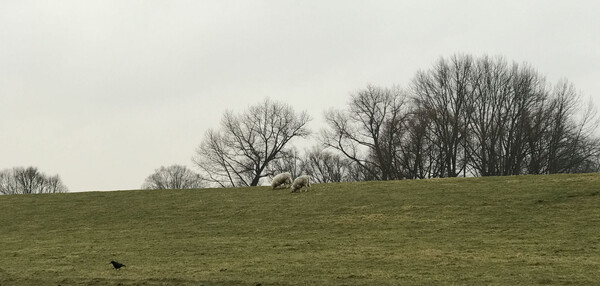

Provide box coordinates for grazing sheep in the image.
[291,175,311,192]
[271,172,293,189]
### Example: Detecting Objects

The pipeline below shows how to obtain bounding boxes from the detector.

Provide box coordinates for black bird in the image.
[109,260,126,270]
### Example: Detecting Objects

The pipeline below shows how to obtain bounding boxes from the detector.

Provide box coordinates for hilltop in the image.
[0,173,599,285]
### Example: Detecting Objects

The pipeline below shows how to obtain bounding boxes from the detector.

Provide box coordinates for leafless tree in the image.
[191,55,598,185]
[465,57,547,176]
[0,167,68,195]
[142,165,204,190]
[413,54,600,177]
[299,146,355,183]
[322,85,409,180]
[530,81,600,174]
[412,54,477,177]
[396,107,437,179]
[267,147,302,179]
[498,65,547,175]
[267,146,361,183]
[193,98,311,187]
[466,56,513,176]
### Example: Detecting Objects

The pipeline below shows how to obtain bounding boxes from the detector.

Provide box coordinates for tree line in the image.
[322,55,600,180]
[0,167,68,194]
[3,53,597,194]
[145,54,599,189]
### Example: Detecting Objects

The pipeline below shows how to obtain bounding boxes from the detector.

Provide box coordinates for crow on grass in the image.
[110,260,126,270]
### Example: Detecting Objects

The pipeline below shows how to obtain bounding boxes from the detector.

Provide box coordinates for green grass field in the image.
[1,173,599,285]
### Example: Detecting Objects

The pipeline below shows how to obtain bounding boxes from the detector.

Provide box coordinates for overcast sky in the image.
[1,0,599,192]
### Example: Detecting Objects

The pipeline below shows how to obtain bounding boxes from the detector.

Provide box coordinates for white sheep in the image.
[271,172,293,189]
[291,175,311,192]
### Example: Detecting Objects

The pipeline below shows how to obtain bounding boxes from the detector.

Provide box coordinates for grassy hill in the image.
[0,173,599,285]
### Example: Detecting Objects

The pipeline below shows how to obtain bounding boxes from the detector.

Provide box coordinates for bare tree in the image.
[466,56,513,176]
[322,85,409,180]
[0,167,68,195]
[498,65,547,175]
[412,54,600,177]
[0,171,18,195]
[267,147,302,179]
[191,55,598,185]
[568,100,600,173]
[299,146,355,183]
[533,81,600,174]
[412,54,476,177]
[396,107,437,179]
[465,56,548,176]
[193,98,311,187]
[142,165,204,190]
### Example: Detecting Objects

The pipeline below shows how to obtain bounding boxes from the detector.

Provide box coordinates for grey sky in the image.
[1,1,599,192]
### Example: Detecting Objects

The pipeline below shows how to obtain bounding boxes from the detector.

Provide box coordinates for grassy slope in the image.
[0,173,599,285]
